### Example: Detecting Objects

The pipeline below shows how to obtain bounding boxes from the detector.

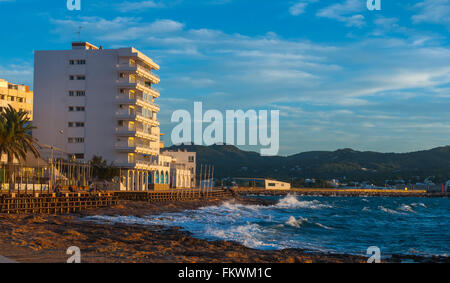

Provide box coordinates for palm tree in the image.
[0,105,40,192]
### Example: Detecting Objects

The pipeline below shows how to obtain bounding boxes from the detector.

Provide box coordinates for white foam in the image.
[398,204,416,213]
[285,216,308,228]
[315,222,334,230]
[275,194,332,209]
[411,202,427,208]
[205,223,279,249]
[379,206,405,215]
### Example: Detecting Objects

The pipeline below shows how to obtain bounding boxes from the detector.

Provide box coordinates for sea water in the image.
[85,195,450,257]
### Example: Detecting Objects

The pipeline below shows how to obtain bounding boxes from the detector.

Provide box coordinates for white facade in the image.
[162,149,196,187]
[34,42,169,191]
[264,179,291,190]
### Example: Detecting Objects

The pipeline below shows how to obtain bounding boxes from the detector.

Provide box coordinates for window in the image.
[69,106,85,112]
[70,60,86,65]
[188,156,195,163]
[268,183,276,187]
[68,137,85,143]
[70,75,85,80]
[68,122,84,127]
[69,91,86,97]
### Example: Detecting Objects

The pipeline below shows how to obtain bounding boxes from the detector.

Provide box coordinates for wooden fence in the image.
[115,189,233,203]
[0,192,118,214]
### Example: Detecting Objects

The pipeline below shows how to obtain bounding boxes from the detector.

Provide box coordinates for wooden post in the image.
[199,164,203,197]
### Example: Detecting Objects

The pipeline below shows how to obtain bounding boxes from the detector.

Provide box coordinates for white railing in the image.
[136,64,160,81]
[116,109,136,117]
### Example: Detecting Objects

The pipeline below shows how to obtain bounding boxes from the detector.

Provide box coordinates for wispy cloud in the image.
[115,1,165,12]
[289,0,319,16]
[412,0,450,28]
[316,0,366,27]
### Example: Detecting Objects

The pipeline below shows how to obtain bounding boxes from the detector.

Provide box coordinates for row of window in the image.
[68,122,85,127]
[68,137,85,144]
[0,95,25,102]
[69,75,86,81]
[68,106,85,112]
[69,90,86,97]
[69,59,86,65]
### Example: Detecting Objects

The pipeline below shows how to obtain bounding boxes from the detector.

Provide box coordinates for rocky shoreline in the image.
[0,196,447,263]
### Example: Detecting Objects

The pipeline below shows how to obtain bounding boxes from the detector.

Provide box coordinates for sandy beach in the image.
[0,196,447,263]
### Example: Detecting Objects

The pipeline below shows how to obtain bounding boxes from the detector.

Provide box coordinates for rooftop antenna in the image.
[77,26,82,42]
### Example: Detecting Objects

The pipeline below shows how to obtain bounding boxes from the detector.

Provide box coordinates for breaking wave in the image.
[275,194,332,209]
[83,194,449,257]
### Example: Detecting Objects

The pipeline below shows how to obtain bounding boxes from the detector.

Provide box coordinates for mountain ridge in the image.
[165,144,450,184]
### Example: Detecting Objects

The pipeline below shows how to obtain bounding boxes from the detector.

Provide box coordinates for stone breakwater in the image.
[233,188,449,198]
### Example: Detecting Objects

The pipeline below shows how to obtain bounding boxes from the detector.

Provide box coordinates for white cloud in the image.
[412,0,450,28]
[45,15,450,153]
[115,1,165,12]
[289,2,308,16]
[316,0,366,27]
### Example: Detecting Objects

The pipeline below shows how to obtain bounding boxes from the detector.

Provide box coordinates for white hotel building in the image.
[33,42,192,190]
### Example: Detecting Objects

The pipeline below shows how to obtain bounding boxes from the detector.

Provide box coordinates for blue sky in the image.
[0,0,449,155]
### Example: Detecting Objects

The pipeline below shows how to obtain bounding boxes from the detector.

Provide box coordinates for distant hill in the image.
[166,144,450,184]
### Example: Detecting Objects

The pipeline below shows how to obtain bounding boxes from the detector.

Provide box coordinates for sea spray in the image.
[82,195,450,257]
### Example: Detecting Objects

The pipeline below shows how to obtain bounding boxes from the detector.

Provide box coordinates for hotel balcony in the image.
[136,81,160,98]
[136,112,160,127]
[116,63,160,84]
[116,78,160,98]
[116,94,160,112]
[115,141,160,156]
[115,125,159,142]
[116,109,160,126]
[115,109,137,120]
[116,158,161,170]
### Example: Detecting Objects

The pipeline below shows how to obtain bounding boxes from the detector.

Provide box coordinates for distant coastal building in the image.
[33,42,192,190]
[233,178,291,190]
[0,78,33,120]
[162,149,196,187]
[0,79,34,166]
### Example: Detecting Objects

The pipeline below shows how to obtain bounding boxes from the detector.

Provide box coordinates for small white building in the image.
[233,178,291,190]
[162,149,196,187]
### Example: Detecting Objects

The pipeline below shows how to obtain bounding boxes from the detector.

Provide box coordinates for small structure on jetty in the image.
[233,178,291,191]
